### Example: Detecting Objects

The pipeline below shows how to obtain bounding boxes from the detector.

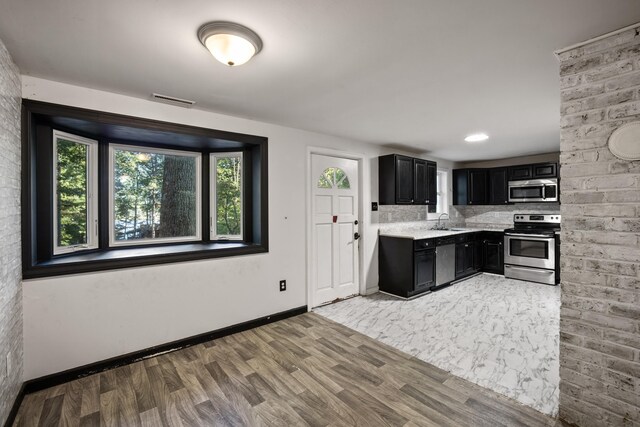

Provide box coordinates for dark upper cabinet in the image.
[379,154,437,205]
[488,167,509,205]
[426,162,437,206]
[508,162,558,181]
[453,169,487,205]
[508,165,533,181]
[532,162,557,178]
[456,161,558,205]
[395,155,414,204]
[414,159,428,205]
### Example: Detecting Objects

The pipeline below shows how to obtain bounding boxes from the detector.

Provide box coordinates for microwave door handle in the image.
[542,184,546,200]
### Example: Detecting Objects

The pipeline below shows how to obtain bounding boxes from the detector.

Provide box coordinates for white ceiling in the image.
[1,0,639,161]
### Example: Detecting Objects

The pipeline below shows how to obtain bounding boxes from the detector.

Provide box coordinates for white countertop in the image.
[379,227,507,240]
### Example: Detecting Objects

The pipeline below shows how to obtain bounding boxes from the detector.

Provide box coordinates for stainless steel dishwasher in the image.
[435,236,456,288]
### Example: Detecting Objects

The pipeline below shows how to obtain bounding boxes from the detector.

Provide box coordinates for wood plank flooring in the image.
[14,312,562,426]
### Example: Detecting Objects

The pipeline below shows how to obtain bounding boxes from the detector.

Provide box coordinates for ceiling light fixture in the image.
[198,21,263,67]
[464,133,489,142]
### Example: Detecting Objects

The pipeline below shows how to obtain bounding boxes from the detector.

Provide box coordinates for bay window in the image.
[22,100,268,279]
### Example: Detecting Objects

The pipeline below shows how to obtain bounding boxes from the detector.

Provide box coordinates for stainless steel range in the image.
[504,214,560,285]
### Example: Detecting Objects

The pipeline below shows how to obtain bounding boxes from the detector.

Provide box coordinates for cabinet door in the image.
[488,167,509,205]
[463,242,475,274]
[472,240,482,272]
[483,240,504,274]
[468,170,487,205]
[532,163,557,178]
[426,162,437,206]
[455,244,466,278]
[453,170,468,205]
[508,165,533,181]
[395,155,414,204]
[414,250,436,291]
[414,159,428,205]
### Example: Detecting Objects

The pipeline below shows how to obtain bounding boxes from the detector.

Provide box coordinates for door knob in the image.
[354,232,361,241]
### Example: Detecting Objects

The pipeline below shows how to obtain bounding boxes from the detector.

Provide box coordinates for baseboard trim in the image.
[3,383,26,427]
[20,305,307,398]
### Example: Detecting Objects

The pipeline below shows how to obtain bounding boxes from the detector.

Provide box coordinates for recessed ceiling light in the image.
[198,21,263,67]
[464,133,489,142]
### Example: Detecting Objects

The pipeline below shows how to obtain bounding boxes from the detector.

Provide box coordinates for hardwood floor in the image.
[14,312,560,426]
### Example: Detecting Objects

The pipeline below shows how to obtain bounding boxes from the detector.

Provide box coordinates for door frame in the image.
[306,147,365,310]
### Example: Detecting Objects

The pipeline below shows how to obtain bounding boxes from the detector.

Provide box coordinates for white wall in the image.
[22,76,439,379]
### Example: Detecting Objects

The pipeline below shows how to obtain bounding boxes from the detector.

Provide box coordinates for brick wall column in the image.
[0,37,23,425]
[557,26,640,427]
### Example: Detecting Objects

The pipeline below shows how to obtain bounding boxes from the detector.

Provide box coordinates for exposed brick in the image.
[605,71,640,92]
[609,303,640,320]
[561,83,605,102]
[603,42,640,64]
[582,59,634,83]
[582,204,637,218]
[559,109,606,129]
[0,37,22,427]
[561,90,634,115]
[559,30,640,425]
[581,311,637,333]
[560,55,603,77]
[584,338,636,361]
[583,174,638,190]
[606,357,640,378]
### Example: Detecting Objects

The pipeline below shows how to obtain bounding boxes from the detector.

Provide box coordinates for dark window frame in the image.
[22,100,269,279]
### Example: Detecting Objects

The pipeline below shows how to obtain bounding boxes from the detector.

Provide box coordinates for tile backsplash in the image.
[458,204,560,228]
[378,203,560,229]
[378,205,464,225]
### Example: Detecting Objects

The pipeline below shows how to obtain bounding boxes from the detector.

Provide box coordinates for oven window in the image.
[510,238,549,259]
[510,186,543,199]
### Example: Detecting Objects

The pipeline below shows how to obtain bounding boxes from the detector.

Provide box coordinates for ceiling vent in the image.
[151,93,196,108]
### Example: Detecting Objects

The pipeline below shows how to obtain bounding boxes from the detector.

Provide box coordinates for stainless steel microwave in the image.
[508,178,558,203]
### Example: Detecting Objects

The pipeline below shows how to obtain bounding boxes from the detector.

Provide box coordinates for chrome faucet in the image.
[435,212,450,230]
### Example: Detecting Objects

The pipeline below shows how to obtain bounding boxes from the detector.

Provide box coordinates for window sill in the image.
[24,242,267,279]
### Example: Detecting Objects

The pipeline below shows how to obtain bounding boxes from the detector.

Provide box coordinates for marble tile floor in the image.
[314,273,560,416]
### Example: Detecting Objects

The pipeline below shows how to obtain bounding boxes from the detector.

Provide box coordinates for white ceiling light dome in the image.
[198,21,263,67]
[464,133,489,143]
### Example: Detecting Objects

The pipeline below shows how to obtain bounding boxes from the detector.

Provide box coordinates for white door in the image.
[311,154,359,307]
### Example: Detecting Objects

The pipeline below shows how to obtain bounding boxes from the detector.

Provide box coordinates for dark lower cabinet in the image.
[379,236,435,298]
[379,231,504,297]
[482,235,504,274]
[414,249,436,292]
[455,233,480,279]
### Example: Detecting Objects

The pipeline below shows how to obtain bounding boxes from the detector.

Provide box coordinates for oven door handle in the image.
[505,233,554,239]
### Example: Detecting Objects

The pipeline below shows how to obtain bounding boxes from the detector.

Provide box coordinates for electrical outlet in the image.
[279,280,286,292]
[371,202,378,211]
